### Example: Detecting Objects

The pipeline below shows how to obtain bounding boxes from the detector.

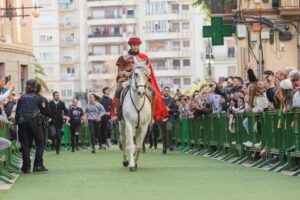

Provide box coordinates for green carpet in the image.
[1,147,300,200]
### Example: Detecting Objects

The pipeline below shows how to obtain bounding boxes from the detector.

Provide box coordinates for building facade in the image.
[230,0,300,78]
[32,0,84,103]
[0,0,35,92]
[86,0,137,93]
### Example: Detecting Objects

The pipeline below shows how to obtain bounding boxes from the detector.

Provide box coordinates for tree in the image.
[34,63,50,93]
[193,0,237,15]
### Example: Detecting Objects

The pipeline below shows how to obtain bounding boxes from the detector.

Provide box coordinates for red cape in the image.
[138,53,169,121]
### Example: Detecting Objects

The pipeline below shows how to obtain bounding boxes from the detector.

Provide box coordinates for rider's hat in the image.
[128,37,142,45]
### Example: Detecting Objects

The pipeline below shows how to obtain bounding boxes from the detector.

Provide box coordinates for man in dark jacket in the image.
[48,91,68,154]
[160,86,178,154]
[99,87,112,149]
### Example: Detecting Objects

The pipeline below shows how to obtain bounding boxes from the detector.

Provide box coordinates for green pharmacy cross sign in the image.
[203,17,232,46]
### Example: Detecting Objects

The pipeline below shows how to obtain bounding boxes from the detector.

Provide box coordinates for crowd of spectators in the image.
[164,67,300,163]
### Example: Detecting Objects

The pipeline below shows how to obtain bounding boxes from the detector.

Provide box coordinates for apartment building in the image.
[86,0,137,93]
[32,0,84,102]
[138,0,204,89]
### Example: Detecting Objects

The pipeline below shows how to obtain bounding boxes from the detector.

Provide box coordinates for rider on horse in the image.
[113,37,168,121]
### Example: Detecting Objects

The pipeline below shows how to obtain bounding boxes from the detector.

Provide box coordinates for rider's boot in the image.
[115,97,122,120]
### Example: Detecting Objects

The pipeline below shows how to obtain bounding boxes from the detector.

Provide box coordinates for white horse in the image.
[119,58,152,172]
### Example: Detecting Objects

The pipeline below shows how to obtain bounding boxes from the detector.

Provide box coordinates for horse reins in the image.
[129,86,146,129]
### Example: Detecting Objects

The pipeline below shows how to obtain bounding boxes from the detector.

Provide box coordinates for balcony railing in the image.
[147,47,187,52]
[152,65,190,71]
[60,39,78,46]
[87,15,122,20]
[280,0,300,7]
[60,74,78,80]
[88,33,122,38]
[58,3,77,10]
[60,58,77,65]
[88,52,120,56]
[59,22,77,28]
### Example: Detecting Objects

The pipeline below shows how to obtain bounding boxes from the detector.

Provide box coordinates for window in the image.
[228,47,235,58]
[173,60,180,69]
[146,20,167,33]
[92,9,104,19]
[40,34,53,42]
[64,15,75,26]
[183,40,190,48]
[183,59,190,66]
[39,52,54,61]
[93,46,105,55]
[67,90,73,97]
[173,78,181,85]
[184,78,191,85]
[170,23,180,32]
[172,4,179,13]
[127,9,134,18]
[182,22,190,30]
[145,1,167,15]
[67,67,75,75]
[61,90,67,97]
[182,4,189,11]
[172,41,180,51]
[110,45,119,54]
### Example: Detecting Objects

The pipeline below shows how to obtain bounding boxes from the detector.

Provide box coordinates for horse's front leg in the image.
[125,122,136,171]
[135,125,149,169]
[119,122,128,167]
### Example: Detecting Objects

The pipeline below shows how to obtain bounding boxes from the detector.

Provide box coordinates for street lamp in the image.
[205,43,215,82]
[0,1,42,26]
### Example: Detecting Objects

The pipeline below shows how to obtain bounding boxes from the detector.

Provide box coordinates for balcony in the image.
[88,53,119,62]
[60,58,78,65]
[60,74,79,81]
[152,65,192,77]
[60,39,78,47]
[58,3,78,11]
[59,22,78,29]
[144,12,191,21]
[280,0,300,15]
[88,33,124,44]
[146,48,191,58]
[87,71,115,80]
[87,0,135,7]
[87,15,136,26]
[144,30,190,40]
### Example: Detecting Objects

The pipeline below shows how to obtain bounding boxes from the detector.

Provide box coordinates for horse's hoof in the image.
[123,161,129,167]
[135,164,138,169]
[129,166,136,172]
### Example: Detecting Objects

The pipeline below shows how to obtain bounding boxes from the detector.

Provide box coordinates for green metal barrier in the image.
[173,110,300,175]
[0,124,21,184]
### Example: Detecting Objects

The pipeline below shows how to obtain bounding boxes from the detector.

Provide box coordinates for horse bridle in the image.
[129,68,149,128]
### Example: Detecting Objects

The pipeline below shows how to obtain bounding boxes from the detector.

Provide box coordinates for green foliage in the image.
[34,63,50,93]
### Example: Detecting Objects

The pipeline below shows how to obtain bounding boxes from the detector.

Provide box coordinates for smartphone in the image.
[5,75,11,84]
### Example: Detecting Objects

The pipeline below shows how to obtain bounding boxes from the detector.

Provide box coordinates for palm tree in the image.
[34,63,50,93]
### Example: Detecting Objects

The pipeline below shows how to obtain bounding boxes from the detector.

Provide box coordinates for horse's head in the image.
[132,58,150,98]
